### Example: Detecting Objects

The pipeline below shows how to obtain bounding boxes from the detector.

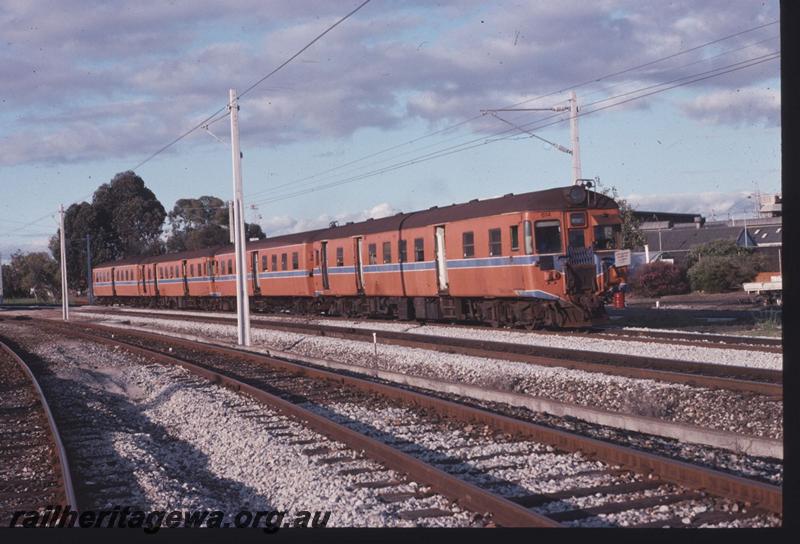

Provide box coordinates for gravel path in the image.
[0,321,479,528]
[73,313,783,441]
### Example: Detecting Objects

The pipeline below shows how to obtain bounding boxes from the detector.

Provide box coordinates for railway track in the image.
[76,307,782,350]
[28,318,781,527]
[75,308,782,397]
[0,340,77,526]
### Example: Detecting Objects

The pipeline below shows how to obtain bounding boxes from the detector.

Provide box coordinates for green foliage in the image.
[166,195,265,252]
[1,251,60,301]
[48,171,166,290]
[630,261,690,297]
[687,255,760,293]
[598,185,647,250]
[687,239,752,269]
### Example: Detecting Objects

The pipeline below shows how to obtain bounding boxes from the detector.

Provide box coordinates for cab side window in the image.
[534,220,562,254]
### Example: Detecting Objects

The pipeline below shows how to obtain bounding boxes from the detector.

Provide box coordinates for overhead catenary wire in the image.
[247,51,779,206]
[129,0,372,173]
[1,17,777,240]
[245,19,778,201]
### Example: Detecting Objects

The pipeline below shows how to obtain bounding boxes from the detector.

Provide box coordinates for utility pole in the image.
[481,90,583,185]
[59,204,69,321]
[569,90,582,185]
[86,234,94,305]
[229,89,251,346]
[0,251,5,306]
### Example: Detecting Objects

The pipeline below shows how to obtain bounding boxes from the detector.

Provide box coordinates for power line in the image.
[248,52,778,206]
[246,19,778,201]
[129,0,372,173]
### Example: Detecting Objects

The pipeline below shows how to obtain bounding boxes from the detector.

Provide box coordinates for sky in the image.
[0,0,781,258]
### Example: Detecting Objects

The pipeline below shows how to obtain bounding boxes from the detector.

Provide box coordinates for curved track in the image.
[0,339,78,525]
[34,318,782,525]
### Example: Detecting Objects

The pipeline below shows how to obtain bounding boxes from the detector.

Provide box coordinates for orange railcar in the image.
[93,184,627,327]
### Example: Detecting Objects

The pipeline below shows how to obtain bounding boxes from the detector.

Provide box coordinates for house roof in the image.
[639,224,781,252]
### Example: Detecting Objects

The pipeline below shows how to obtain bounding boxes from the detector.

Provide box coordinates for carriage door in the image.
[321,242,330,289]
[250,251,260,294]
[354,237,365,292]
[181,260,189,296]
[152,263,159,296]
[110,267,117,297]
[140,265,147,294]
[435,226,449,292]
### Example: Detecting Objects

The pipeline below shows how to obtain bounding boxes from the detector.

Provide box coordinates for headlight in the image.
[567,185,586,205]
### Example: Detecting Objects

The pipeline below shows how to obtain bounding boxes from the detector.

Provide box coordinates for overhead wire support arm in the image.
[485,112,573,155]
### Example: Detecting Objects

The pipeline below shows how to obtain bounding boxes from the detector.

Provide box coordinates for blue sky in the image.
[0,0,781,257]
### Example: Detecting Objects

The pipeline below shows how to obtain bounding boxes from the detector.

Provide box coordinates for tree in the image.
[49,171,166,290]
[598,185,646,250]
[2,251,60,301]
[165,195,265,252]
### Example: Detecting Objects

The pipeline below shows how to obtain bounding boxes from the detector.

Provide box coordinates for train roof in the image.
[310,185,617,239]
[94,185,617,268]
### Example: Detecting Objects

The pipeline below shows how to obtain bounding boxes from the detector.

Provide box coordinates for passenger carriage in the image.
[93,184,628,327]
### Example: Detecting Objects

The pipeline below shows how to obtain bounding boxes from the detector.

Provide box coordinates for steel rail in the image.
[77,309,782,396]
[0,339,79,511]
[32,321,559,527]
[40,318,782,515]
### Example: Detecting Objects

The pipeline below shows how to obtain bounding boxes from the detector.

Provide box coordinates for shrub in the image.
[687,239,752,268]
[687,255,759,293]
[630,262,690,297]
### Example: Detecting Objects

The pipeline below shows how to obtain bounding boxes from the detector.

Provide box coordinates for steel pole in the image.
[86,234,94,305]
[59,204,69,320]
[229,89,251,346]
[569,90,582,185]
[0,252,4,305]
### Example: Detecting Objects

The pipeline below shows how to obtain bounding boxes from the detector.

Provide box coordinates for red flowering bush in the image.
[630,262,690,297]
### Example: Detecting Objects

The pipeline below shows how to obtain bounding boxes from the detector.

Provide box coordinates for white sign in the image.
[614,249,631,267]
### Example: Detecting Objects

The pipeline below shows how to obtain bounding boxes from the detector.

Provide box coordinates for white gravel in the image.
[72,312,783,440]
[82,307,782,370]
[3,321,479,528]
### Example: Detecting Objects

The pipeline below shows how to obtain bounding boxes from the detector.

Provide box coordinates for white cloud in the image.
[626,190,757,217]
[260,201,399,236]
[0,1,780,165]
[680,87,780,127]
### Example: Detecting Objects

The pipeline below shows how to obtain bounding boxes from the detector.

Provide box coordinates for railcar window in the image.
[488,228,502,256]
[510,226,519,251]
[368,243,377,265]
[414,238,424,262]
[568,229,585,248]
[190,264,194,276]
[382,242,391,264]
[281,253,287,271]
[570,213,587,227]
[462,232,474,258]
[534,220,562,254]
[336,248,344,267]
[593,224,621,250]
[315,250,320,267]
[292,252,299,270]
[272,255,278,271]
[398,240,407,262]
[262,256,268,271]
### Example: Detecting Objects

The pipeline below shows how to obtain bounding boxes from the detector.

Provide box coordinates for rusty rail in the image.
[40,318,782,515]
[0,339,78,511]
[78,309,781,397]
